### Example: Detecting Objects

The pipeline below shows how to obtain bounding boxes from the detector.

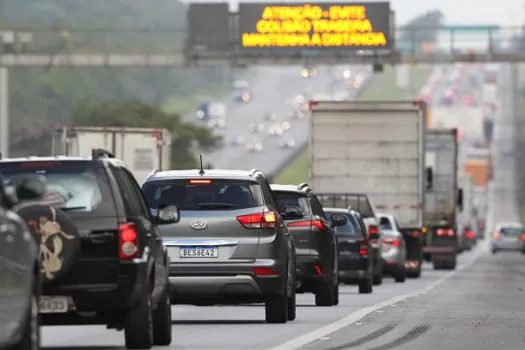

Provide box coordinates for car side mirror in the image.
[156,205,180,224]
[283,205,303,220]
[330,213,347,227]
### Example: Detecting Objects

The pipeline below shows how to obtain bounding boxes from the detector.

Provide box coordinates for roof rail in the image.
[249,168,260,176]
[297,183,310,190]
[91,148,115,160]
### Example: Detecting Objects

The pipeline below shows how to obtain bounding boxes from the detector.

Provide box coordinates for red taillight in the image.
[237,211,277,229]
[252,267,280,276]
[493,231,500,240]
[382,238,401,247]
[520,233,525,240]
[288,219,325,231]
[479,222,485,229]
[436,228,455,237]
[359,239,368,256]
[119,223,138,260]
[314,264,323,275]
[465,230,475,239]
[369,225,378,235]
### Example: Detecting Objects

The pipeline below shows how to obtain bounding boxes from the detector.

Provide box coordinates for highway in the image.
[41,65,524,350]
[194,65,370,175]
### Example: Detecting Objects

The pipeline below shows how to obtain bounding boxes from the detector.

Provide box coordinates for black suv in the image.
[0,149,172,349]
[141,168,297,323]
[0,173,40,349]
[324,207,373,294]
[270,183,347,306]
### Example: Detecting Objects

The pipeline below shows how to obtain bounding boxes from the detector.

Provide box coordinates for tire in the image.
[333,283,340,306]
[444,258,457,270]
[433,259,444,270]
[492,249,497,254]
[406,268,421,278]
[124,282,154,349]
[265,294,288,323]
[372,272,383,286]
[287,269,296,321]
[358,276,373,294]
[315,280,335,306]
[8,285,40,350]
[394,266,406,283]
[152,286,172,346]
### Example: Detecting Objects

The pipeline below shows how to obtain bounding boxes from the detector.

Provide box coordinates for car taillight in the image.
[492,231,500,240]
[382,238,401,247]
[237,211,277,229]
[436,228,454,237]
[119,223,138,260]
[369,225,378,235]
[288,219,325,231]
[359,239,368,256]
[465,230,475,239]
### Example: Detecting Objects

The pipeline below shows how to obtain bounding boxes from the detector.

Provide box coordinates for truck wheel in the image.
[124,281,154,349]
[152,286,172,346]
[315,280,335,306]
[358,276,373,294]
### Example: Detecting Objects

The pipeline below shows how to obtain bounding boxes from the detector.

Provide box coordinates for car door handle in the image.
[89,232,115,244]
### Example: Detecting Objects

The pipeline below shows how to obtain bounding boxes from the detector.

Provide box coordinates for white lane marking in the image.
[267,246,485,350]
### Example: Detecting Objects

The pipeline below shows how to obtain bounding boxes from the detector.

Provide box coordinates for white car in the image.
[278,139,296,148]
[249,123,265,133]
[245,141,263,153]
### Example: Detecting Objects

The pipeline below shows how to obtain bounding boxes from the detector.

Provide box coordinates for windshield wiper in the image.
[197,203,235,209]
[57,206,87,212]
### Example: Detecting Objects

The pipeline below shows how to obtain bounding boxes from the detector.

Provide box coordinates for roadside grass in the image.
[274,65,432,185]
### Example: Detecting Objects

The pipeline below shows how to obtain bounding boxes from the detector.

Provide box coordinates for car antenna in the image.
[199,154,205,176]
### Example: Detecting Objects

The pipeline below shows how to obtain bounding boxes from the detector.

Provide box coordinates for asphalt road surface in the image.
[41,65,521,350]
[194,65,369,175]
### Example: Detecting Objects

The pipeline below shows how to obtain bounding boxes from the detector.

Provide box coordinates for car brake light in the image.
[436,228,454,237]
[359,239,368,256]
[188,179,212,185]
[119,223,138,260]
[369,225,378,235]
[237,211,277,229]
[465,230,475,239]
[252,267,280,276]
[493,231,500,240]
[288,219,325,231]
[382,238,401,247]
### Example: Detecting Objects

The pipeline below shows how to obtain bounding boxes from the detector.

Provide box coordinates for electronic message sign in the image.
[238,2,392,53]
[186,3,230,53]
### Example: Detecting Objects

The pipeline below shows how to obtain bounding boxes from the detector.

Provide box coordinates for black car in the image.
[142,168,297,323]
[0,149,172,350]
[270,183,347,306]
[324,207,373,294]
[0,174,41,349]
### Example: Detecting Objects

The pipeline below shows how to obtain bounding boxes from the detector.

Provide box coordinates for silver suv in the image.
[141,168,297,323]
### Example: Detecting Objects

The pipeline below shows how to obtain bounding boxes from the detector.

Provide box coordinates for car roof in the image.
[323,207,351,213]
[496,222,523,229]
[146,169,258,182]
[0,156,127,167]
[270,184,301,192]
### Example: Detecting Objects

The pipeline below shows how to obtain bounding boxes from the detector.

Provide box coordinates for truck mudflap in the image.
[424,227,458,271]
[401,228,423,279]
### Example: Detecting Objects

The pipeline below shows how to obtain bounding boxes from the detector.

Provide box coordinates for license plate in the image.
[180,246,218,258]
[40,296,68,313]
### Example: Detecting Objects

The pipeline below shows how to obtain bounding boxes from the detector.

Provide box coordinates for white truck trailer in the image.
[51,126,172,182]
[309,100,428,278]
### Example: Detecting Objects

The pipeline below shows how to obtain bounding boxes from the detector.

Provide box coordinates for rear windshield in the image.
[273,191,311,217]
[325,211,360,237]
[499,227,524,237]
[0,161,113,215]
[141,179,264,211]
[317,194,374,218]
[379,217,393,230]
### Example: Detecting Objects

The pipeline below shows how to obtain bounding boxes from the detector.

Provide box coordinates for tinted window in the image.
[273,191,311,216]
[325,211,359,237]
[499,227,524,237]
[0,161,114,215]
[379,217,393,230]
[142,179,264,211]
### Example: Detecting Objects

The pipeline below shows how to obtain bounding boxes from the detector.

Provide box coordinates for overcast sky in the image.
[185,0,525,26]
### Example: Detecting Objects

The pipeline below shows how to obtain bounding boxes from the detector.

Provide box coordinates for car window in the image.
[326,211,359,237]
[142,179,264,211]
[0,161,114,216]
[309,195,327,220]
[499,227,524,237]
[273,191,311,216]
[354,212,368,238]
[112,167,142,217]
[122,167,151,217]
[379,217,393,230]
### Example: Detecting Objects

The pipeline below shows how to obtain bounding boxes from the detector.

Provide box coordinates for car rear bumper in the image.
[167,259,285,298]
[492,240,523,250]
[338,254,369,281]
[295,254,326,281]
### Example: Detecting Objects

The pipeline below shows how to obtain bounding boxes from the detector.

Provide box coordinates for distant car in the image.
[270,183,346,306]
[491,223,525,254]
[278,139,296,149]
[323,207,373,294]
[289,110,305,120]
[208,119,226,129]
[245,141,263,152]
[268,124,284,136]
[233,80,251,103]
[249,123,265,133]
[377,214,406,283]
[265,112,278,121]
[0,175,40,349]
[230,135,244,146]
[461,224,476,251]
[301,67,317,78]
[141,169,297,323]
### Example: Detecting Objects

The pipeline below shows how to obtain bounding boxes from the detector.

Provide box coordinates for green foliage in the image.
[5,1,231,154]
[73,100,222,169]
[399,10,444,47]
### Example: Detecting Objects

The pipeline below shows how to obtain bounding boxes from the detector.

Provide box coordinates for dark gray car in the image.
[141,169,297,323]
[270,184,347,307]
